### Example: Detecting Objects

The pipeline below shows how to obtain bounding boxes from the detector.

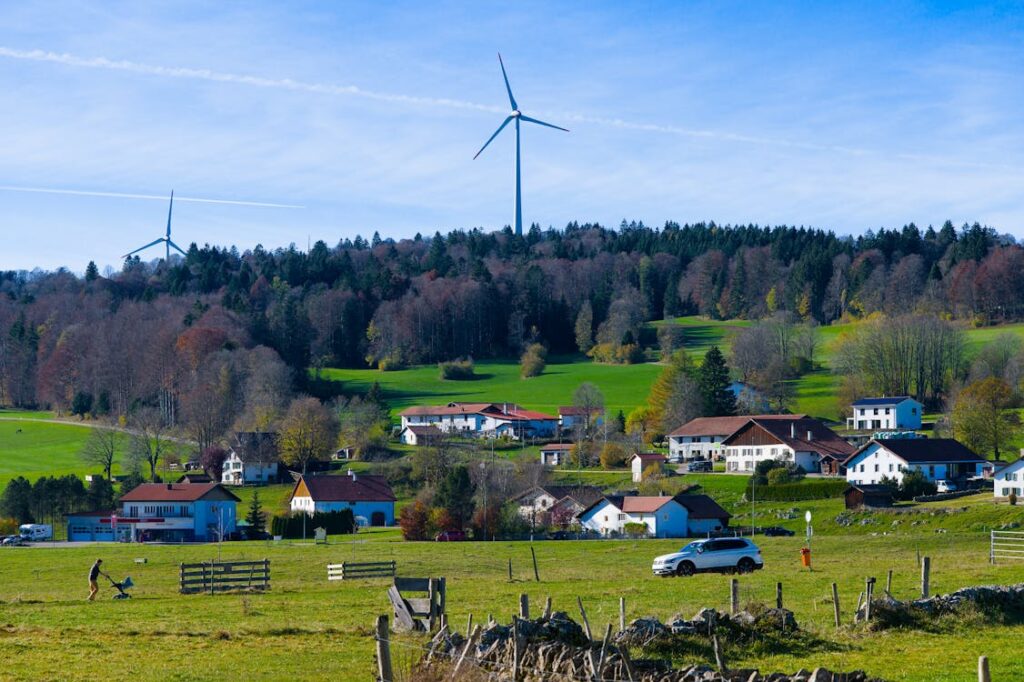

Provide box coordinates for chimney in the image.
[807,430,813,442]
[347,469,356,482]
[166,483,173,490]
[790,422,796,438]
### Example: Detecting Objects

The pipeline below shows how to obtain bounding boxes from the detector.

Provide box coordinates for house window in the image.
[885,408,890,415]
[859,464,865,473]
[617,514,626,521]
[912,408,917,414]
[874,464,879,472]
[889,464,893,472]
[604,515,608,522]
[928,466,935,478]
[873,408,879,415]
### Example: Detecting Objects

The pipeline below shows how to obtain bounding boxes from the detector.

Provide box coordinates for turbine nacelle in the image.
[512,110,521,117]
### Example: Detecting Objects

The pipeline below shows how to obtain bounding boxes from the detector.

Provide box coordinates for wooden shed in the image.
[844,484,894,509]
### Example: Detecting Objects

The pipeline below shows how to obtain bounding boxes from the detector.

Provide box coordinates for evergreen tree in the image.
[574,301,594,353]
[434,465,475,527]
[246,491,266,534]
[0,476,34,523]
[84,261,99,281]
[86,476,115,511]
[699,346,736,416]
[728,254,747,318]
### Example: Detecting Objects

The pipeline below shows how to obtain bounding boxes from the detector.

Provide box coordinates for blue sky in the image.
[1,1,1023,271]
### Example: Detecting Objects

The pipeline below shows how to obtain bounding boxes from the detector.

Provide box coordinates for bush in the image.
[520,343,547,378]
[270,509,356,538]
[0,517,18,535]
[1010,491,1018,506]
[438,358,475,380]
[766,468,791,486]
[623,522,649,539]
[587,342,644,365]
[599,442,628,469]
[747,479,847,501]
[642,462,663,481]
[377,355,406,371]
[896,469,937,501]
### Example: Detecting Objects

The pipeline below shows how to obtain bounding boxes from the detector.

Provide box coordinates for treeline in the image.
[1,220,1019,412]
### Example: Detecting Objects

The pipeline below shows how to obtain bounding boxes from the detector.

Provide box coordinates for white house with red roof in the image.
[667,415,804,462]
[577,493,730,538]
[629,452,667,482]
[288,470,396,526]
[399,402,558,439]
[65,482,240,542]
[722,417,854,473]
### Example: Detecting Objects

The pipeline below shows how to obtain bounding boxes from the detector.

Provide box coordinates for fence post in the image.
[511,616,521,681]
[886,569,893,594]
[776,582,783,610]
[439,577,447,625]
[619,596,626,632]
[921,557,931,598]
[531,545,540,582]
[865,577,874,621]
[428,578,437,632]
[508,558,513,582]
[375,615,393,682]
[831,582,841,628]
[179,563,184,594]
[990,531,995,565]
[543,596,552,619]
[979,655,991,682]
[519,593,529,620]
[730,578,739,615]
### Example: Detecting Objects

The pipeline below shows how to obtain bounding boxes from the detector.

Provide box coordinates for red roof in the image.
[540,443,574,451]
[293,473,396,503]
[621,496,674,513]
[630,452,667,462]
[119,482,241,503]
[558,406,601,416]
[399,402,556,421]
[668,414,805,438]
[722,417,853,458]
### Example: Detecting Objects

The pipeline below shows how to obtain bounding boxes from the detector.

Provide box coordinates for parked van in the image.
[19,524,53,541]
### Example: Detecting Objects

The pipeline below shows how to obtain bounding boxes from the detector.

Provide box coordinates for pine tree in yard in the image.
[699,346,736,417]
[246,491,266,534]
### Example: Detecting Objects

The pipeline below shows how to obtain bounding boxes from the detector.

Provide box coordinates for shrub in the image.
[399,500,431,540]
[377,355,406,371]
[0,517,18,535]
[270,509,356,538]
[896,469,937,501]
[587,342,644,365]
[520,343,547,378]
[599,442,628,469]
[623,522,649,538]
[1010,491,1018,506]
[571,441,596,468]
[766,468,792,486]
[438,357,475,380]
[642,462,664,481]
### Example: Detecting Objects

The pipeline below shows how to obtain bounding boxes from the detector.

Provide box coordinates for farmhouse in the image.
[539,442,573,466]
[722,417,853,474]
[844,438,986,486]
[399,402,558,439]
[66,482,240,542]
[667,414,803,462]
[577,493,730,538]
[288,470,396,526]
[993,458,1024,498]
[512,484,604,527]
[558,406,603,432]
[399,424,444,446]
[629,452,667,482]
[220,432,281,486]
[846,396,923,431]
[844,483,894,509]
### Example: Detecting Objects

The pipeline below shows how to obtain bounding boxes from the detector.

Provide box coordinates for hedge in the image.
[270,509,356,538]
[747,479,847,501]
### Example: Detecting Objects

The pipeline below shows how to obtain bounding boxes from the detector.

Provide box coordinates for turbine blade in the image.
[519,114,569,132]
[122,237,165,258]
[498,53,517,111]
[167,240,188,257]
[166,190,174,238]
[473,115,514,159]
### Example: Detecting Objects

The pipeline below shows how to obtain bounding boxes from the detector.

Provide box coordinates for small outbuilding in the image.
[539,442,573,466]
[399,424,444,446]
[844,483,894,509]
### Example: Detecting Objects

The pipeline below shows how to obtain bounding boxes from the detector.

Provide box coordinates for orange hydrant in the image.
[800,547,811,568]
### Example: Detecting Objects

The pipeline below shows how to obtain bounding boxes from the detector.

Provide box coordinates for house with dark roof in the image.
[667,414,805,462]
[399,402,558,439]
[844,438,986,486]
[221,431,282,486]
[66,482,240,542]
[577,493,730,538]
[288,470,396,526]
[844,483,894,509]
[722,417,854,474]
[512,484,604,528]
[846,396,923,431]
[399,424,444,446]
[539,442,573,466]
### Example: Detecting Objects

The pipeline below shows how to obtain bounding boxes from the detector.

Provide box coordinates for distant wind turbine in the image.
[122,191,187,261]
[474,53,568,236]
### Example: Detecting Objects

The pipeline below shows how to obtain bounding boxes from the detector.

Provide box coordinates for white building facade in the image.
[221,450,279,485]
[847,397,923,431]
[844,439,985,486]
[993,459,1024,498]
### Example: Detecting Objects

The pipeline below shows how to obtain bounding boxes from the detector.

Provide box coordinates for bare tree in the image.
[80,428,122,481]
[130,407,173,482]
[572,382,605,442]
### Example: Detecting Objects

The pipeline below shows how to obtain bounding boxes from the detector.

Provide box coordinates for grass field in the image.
[0,418,96,489]
[2,527,1022,681]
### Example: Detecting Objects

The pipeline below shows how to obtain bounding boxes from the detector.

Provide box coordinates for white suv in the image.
[652,538,764,577]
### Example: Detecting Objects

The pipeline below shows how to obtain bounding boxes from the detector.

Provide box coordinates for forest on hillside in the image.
[1,219,1021,417]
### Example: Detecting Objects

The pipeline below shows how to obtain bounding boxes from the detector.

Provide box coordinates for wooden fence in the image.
[327,560,396,581]
[990,530,1024,563]
[179,559,270,594]
[388,577,446,632]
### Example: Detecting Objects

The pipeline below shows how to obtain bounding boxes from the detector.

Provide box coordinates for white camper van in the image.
[19,524,53,541]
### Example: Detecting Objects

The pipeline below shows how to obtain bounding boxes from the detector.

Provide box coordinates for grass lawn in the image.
[0,418,96,489]
[1,530,1022,681]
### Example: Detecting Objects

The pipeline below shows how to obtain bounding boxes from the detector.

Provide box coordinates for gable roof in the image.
[673,494,732,519]
[513,484,603,507]
[851,396,917,407]
[558,406,601,416]
[577,493,730,519]
[848,438,985,465]
[539,442,573,451]
[399,402,557,421]
[722,417,854,458]
[120,482,241,503]
[629,452,667,463]
[995,458,1024,475]
[668,414,804,438]
[845,483,894,495]
[292,473,396,503]
[403,424,443,436]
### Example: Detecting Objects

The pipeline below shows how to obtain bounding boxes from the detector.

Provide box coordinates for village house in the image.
[512,484,604,527]
[399,424,444,446]
[722,417,853,474]
[288,470,396,526]
[992,458,1024,498]
[846,396,923,432]
[667,414,804,462]
[844,438,986,486]
[66,482,240,542]
[629,452,668,482]
[539,442,573,466]
[399,402,558,440]
[558,406,603,432]
[577,493,730,538]
[220,432,281,486]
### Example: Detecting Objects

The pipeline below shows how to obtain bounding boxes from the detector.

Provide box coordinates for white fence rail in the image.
[990,530,1024,563]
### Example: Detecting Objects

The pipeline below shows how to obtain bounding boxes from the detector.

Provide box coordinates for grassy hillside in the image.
[0,418,95,489]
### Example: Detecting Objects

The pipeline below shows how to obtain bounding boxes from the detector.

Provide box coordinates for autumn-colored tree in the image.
[953,377,1020,459]
[399,500,431,541]
[599,442,628,469]
[278,397,339,474]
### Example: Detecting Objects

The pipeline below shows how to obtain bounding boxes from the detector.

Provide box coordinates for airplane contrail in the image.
[0,185,304,208]
[0,46,1018,173]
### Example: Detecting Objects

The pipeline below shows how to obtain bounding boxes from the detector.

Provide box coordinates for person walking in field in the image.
[87,559,106,601]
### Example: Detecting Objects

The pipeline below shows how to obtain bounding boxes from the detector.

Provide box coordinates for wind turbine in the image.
[474,53,568,236]
[122,191,187,261]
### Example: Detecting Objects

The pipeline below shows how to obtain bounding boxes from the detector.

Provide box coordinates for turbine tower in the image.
[474,53,568,236]
[122,191,187,261]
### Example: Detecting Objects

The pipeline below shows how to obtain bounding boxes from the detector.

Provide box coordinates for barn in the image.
[844,483,894,509]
